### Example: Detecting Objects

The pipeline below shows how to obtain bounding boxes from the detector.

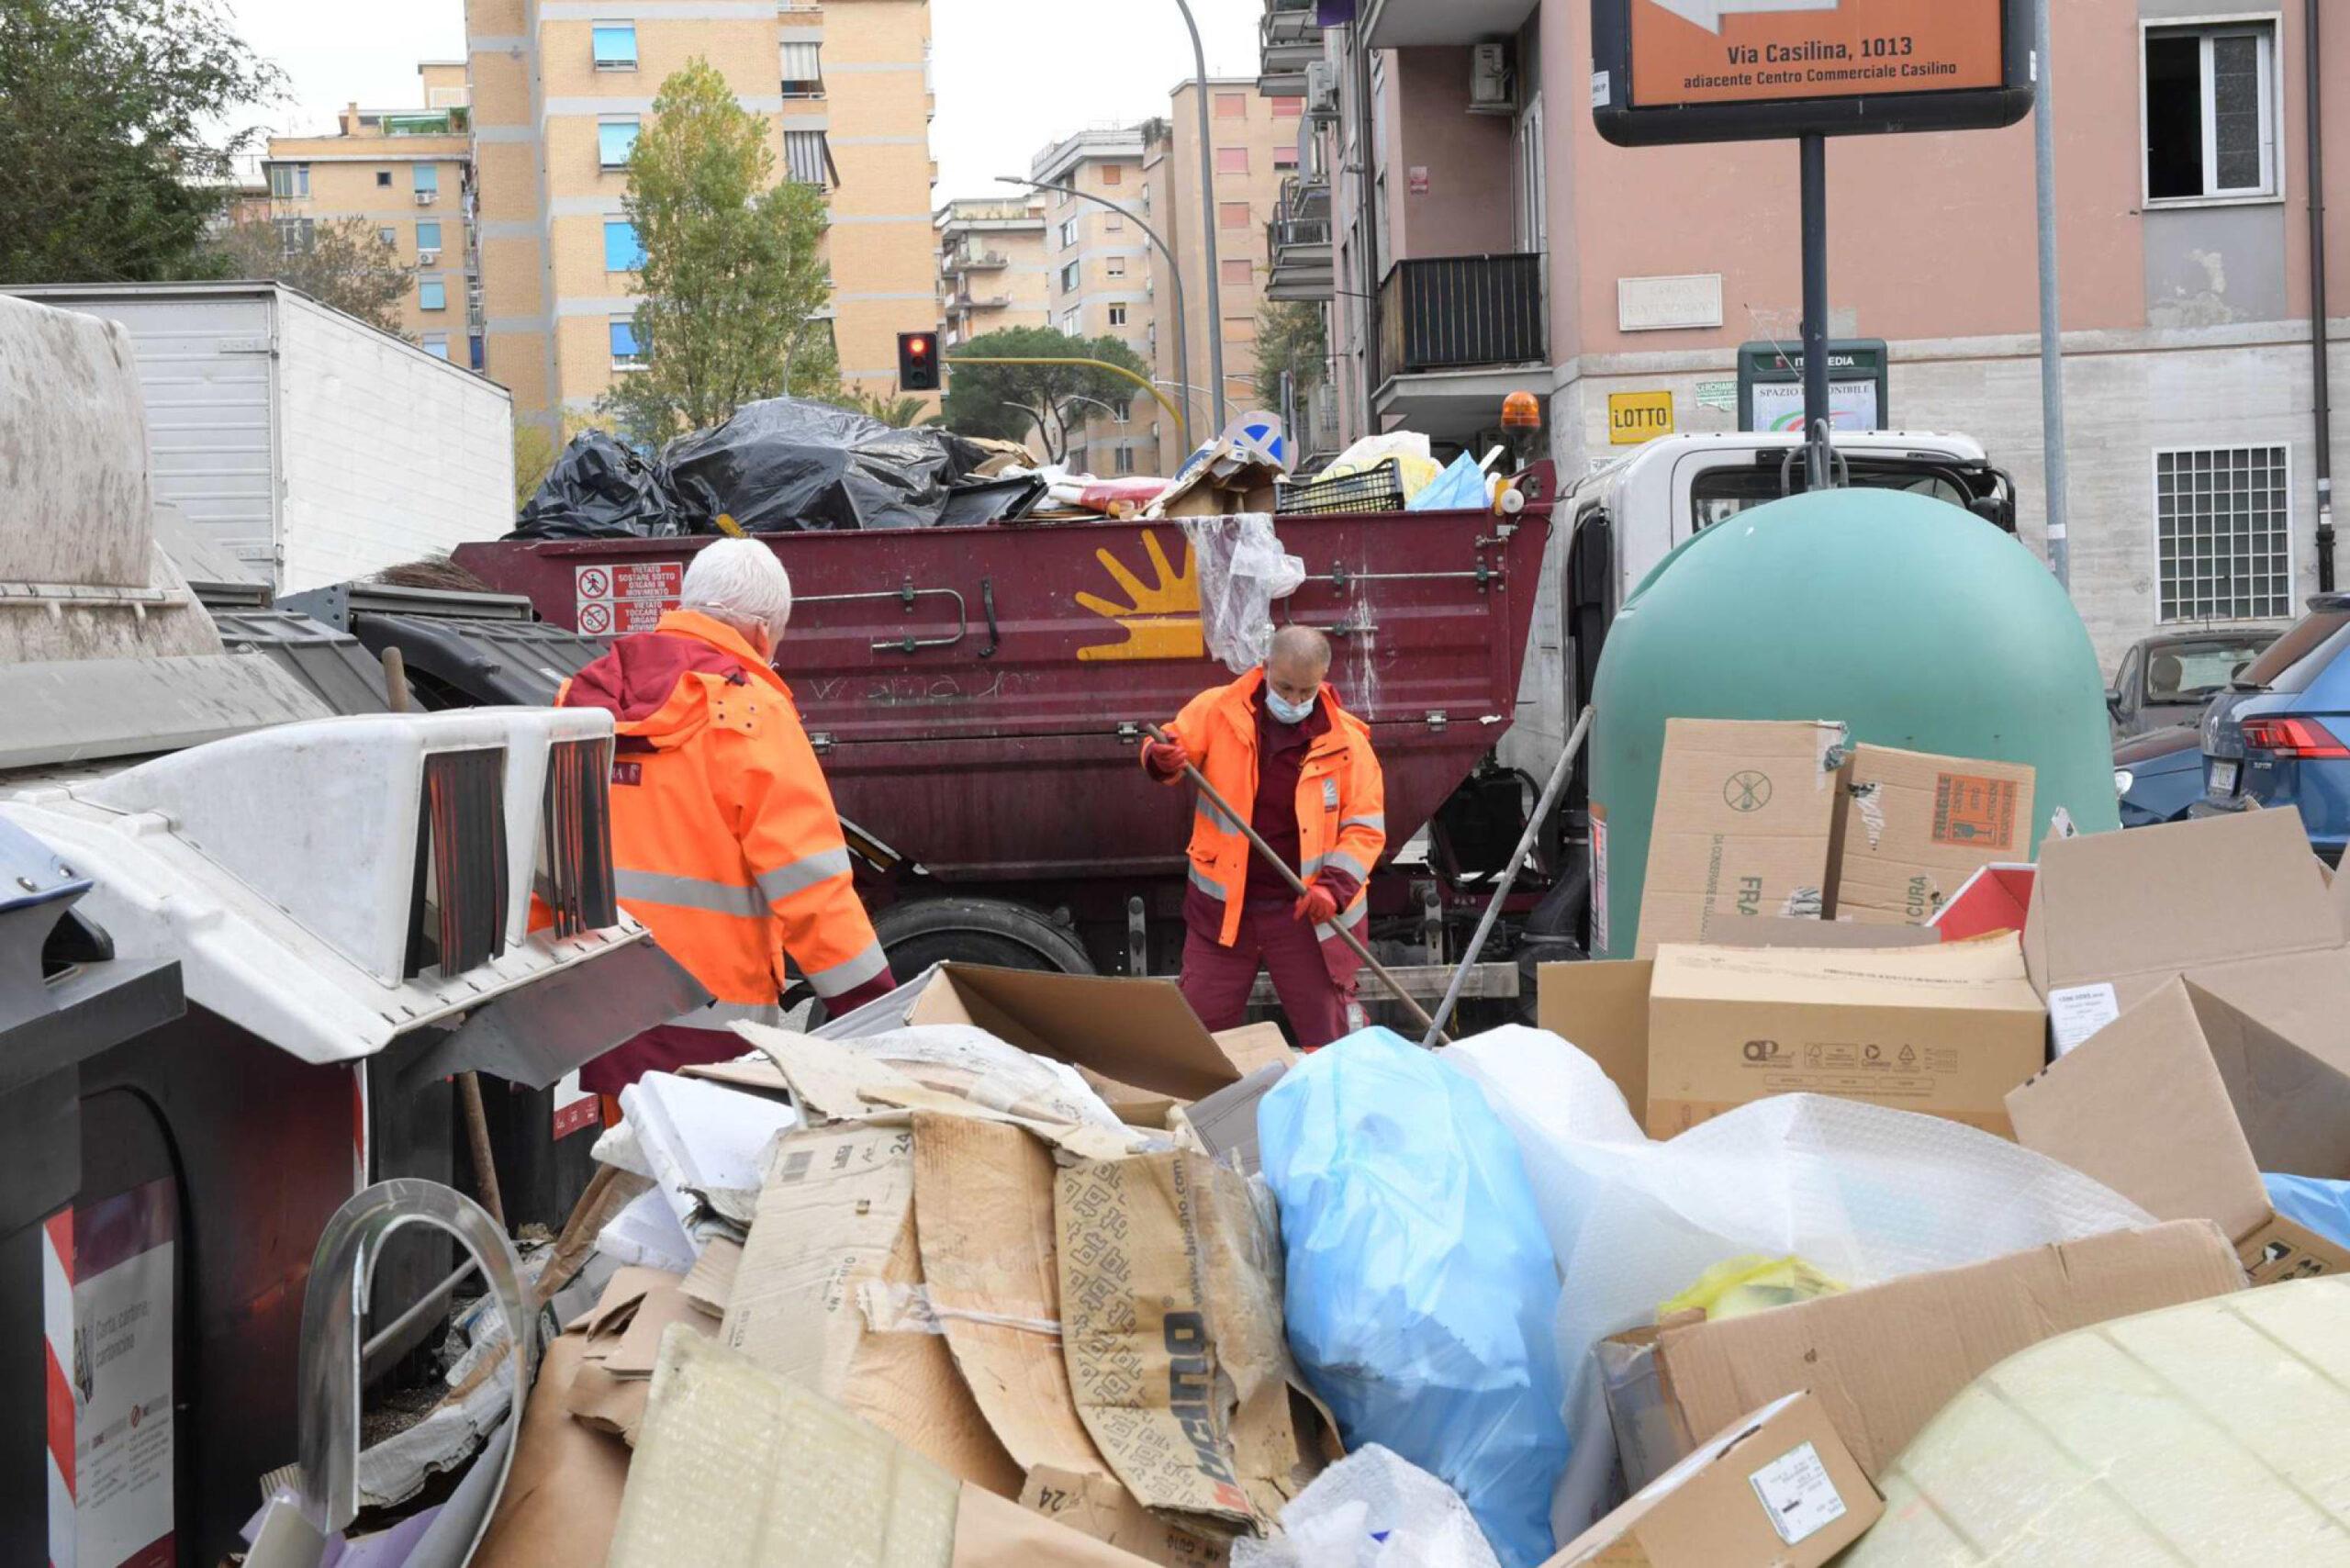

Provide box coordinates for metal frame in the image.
[2149,441,2297,625]
[2137,10,2288,210]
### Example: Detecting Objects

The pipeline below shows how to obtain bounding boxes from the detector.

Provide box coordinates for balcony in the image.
[1267,175,1333,301]
[1362,0,1537,48]
[960,250,1008,272]
[951,290,1012,313]
[1375,253,1547,434]
[1259,0,1324,96]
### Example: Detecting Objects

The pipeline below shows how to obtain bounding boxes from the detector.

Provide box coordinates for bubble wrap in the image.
[1233,1445,1502,1568]
[1443,1025,2157,1540]
[837,1025,1126,1132]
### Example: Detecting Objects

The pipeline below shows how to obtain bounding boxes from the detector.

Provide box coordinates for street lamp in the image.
[1169,0,1227,451]
[996,174,1193,453]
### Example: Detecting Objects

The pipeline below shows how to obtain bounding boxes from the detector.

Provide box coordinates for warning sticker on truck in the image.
[575,562,683,636]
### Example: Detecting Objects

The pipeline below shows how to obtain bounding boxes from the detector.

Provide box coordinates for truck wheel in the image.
[870,896,1098,980]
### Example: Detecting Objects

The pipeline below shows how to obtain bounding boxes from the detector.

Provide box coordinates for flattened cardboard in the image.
[902,965,1246,1109]
[721,1122,1024,1495]
[1019,1468,1232,1568]
[471,1334,632,1568]
[1925,863,2034,943]
[1597,1221,2244,1487]
[1834,745,2035,925]
[1700,916,1941,950]
[1056,1150,1326,1533]
[1636,719,1848,957]
[678,1236,741,1319]
[954,1484,1162,1568]
[1212,1023,1299,1078]
[1546,1393,1879,1567]
[1645,935,2047,1137]
[1177,1064,1288,1176]
[2007,978,2350,1283]
[1538,958,1652,1114]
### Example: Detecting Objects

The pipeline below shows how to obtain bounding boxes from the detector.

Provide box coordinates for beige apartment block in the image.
[259,64,479,365]
[1029,124,1158,475]
[936,196,1048,346]
[464,0,935,433]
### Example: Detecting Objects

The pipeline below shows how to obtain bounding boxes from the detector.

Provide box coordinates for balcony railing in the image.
[1378,253,1547,375]
[1259,0,1324,93]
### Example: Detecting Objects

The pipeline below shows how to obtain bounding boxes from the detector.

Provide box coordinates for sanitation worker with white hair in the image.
[558,538,894,1100]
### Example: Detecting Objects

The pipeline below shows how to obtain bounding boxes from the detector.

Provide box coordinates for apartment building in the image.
[1269,0,2350,666]
[464,0,935,431]
[1026,123,1158,474]
[1142,80,1307,459]
[258,63,479,364]
[936,195,1050,346]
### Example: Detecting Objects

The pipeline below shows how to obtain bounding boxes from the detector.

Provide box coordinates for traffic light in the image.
[897,330,940,392]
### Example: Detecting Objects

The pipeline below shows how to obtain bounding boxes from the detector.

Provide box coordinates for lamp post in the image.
[997,174,1193,452]
[1170,0,1228,461]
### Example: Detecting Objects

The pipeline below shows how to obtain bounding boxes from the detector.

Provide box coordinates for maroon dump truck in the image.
[453,465,1559,1002]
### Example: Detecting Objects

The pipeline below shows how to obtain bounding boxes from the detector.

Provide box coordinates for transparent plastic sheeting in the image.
[836,1025,1128,1133]
[1181,515,1305,674]
[1848,1279,2350,1564]
[1259,1028,1572,1568]
[1234,1444,1502,1568]
[1443,1026,2157,1542]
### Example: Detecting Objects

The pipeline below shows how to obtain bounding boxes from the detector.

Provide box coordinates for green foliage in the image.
[1254,299,1328,402]
[0,0,284,285]
[939,327,1152,462]
[207,215,416,338]
[599,59,837,446]
[834,386,943,428]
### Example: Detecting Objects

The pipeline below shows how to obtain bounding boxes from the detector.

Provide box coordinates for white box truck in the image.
[7,280,513,594]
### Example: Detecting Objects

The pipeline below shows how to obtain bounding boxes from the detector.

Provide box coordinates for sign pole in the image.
[1799,132,1833,491]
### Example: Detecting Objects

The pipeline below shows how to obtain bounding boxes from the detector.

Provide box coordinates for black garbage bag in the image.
[661,397,993,532]
[510,431,689,540]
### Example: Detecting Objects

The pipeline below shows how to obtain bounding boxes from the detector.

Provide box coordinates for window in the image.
[422,332,450,361]
[375,170,393,187]
[1114,445,1136,475]
[419,278,447,311]
[1218,201,1250,230]
[599,118,639,170]
[268,162,309,198]
[377,226,398,248]
[1108,303,1127,326]
[413,164,440,194]
[604,219,644,271]
[416,220,442,252]
[1274,145,1299,169]
[1060,261,1080,292]
[2156,445,2290,622]
[1059,217,1080,249]
[274,217,314,255]
[610,317,645,367]
[1214,91,1247,119]
[1106,256,1125,277]
[783,129,832,185]
[1216,146,1249,174]
[1113,398,1133,421]
[1101,164,1123,186]
[2144,22,2277,202]
[780,40,823,95]
[1104,214,1124,231]
[1220,257,1253,286]
[1271,95,1304,118]
[469,335,485,371]
[1060,307,1082,334]
[593,22,637,69]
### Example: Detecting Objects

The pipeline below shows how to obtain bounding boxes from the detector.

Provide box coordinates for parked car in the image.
[2107,627,2278,735]
[2197,593,2350,864]
[2114,724,2206,828]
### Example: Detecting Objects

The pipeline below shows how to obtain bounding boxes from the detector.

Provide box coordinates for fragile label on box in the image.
[1931,772,2020,849]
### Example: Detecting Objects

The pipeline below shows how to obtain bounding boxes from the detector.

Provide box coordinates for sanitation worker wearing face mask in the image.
[1141,625,1387,1047]
[558,539,895,1096]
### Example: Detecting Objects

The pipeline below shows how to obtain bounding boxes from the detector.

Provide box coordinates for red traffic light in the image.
[897,329,941,391]
[907,336,930,356]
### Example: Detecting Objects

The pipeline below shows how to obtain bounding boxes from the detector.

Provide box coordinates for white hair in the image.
[678,538,793,644]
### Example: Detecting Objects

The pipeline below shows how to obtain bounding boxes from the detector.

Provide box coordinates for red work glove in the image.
[1142,738,1192,779]
[1294,880,1340,925]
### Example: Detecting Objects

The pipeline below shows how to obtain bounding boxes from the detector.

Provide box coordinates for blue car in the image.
[2115,724,2206,828]
[2198,593,2350,864]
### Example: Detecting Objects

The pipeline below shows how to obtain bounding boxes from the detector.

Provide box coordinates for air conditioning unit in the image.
[1304,61,1339,118]
[414,188,438,206]
[417,249,441,265]
[1469,42,1515,114]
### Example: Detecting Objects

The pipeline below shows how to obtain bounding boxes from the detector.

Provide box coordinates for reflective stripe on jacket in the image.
[559,609,892,1018]
[1149,668,1386,985]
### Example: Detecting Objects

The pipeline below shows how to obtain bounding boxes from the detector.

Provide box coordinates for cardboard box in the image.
[1636,719,1850,957]
[1595,1220,2245,1489]
[471,1333,632,1568]
[2007,977,2350,1284]
[1644,935,2048,1138]
[1835,745,2035,925]
[1546,1393,1880,1567]
[1925,862,2034,942]
[2022,808,2350,1055]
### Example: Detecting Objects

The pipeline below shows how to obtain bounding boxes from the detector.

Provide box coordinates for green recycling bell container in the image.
[1588,487,2119,959]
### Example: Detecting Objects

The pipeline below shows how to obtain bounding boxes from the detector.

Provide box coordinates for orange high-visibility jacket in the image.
[559,610,891,1030]
[1149,668,1387,983]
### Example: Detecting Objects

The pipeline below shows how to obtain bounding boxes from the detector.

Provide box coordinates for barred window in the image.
[2155,444,2290,622]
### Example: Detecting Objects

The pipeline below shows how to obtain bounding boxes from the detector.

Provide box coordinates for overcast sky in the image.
[226,0,1264,202]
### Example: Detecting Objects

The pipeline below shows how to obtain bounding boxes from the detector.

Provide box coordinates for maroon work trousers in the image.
[1178,897,1357,1049]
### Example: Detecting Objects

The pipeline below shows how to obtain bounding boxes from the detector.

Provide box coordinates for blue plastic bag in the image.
[2264,1172,2350,1251]
[1406,451,1489,512]
[1259,1028,1572,1568]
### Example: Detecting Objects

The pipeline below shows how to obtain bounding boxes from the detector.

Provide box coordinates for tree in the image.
[939,327,1151,463]
[1254,299,1328,403]
[208,216,416,338]
[0,0,283,285]
[600,59,837,446]
[834,387,942,429]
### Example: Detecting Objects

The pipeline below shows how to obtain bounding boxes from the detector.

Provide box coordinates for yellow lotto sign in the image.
[1609,390,1676,445]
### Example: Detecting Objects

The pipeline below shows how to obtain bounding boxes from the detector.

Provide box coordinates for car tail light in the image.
[2240,717,2350,758]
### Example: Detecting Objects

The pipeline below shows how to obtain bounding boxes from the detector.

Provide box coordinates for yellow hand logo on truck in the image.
[1076,530,1205,661]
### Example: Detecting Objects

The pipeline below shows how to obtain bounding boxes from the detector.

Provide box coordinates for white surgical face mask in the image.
[1265,688,1316,726]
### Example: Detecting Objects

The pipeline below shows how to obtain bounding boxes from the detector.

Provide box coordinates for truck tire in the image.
[870,896,1098,979]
